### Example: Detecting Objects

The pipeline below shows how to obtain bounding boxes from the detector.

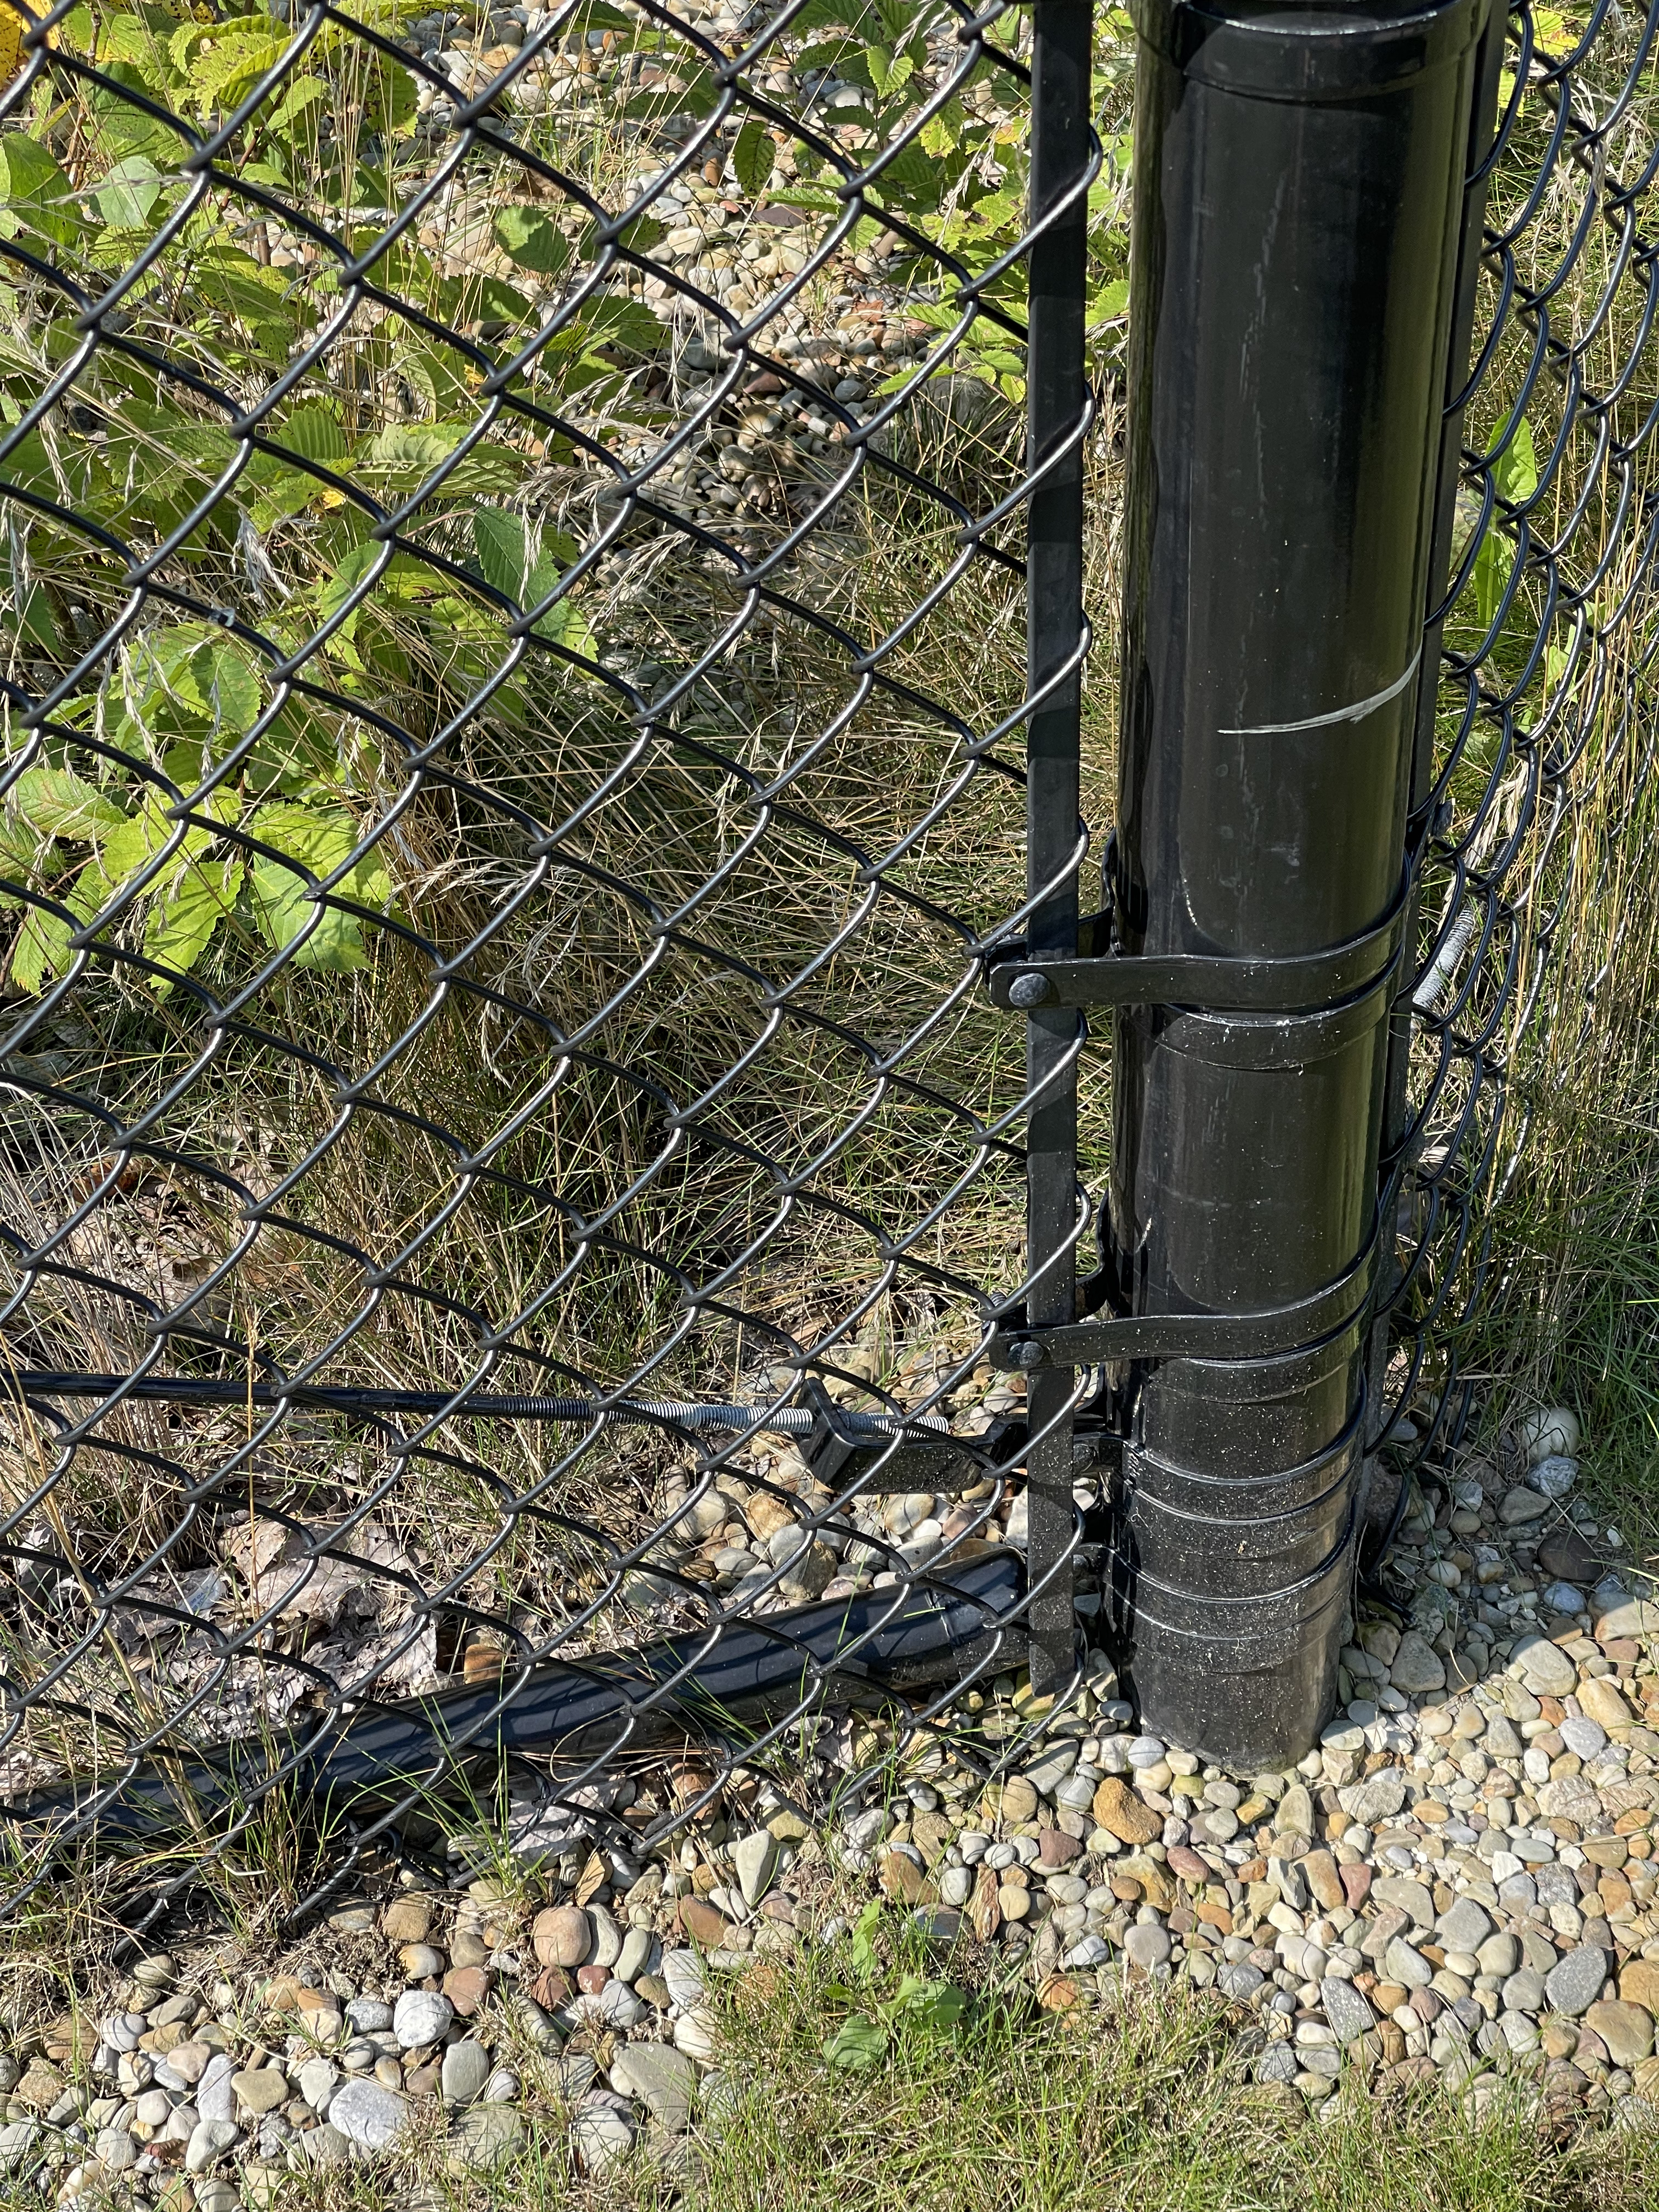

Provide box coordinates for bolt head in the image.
[1008,972,1050,1008]
[1009,1339,1045,1371]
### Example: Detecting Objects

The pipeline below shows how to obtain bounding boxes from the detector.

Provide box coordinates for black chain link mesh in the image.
[1379,0,1659,1573]
[0,0,1097,1922]
[2,0,1654,1925]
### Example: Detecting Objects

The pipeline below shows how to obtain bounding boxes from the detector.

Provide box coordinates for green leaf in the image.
[0,135,82,249]
[732,117,775,199]
[823,2013,888,2070]
[493,204,572,275]
[12,768,126,842]
[93,154,163,229]
[9,903,73,994]
[278,404,349,467]
[143,855,242,990]
[1471,418,1539,629]
[247,799,388,972]
[849,1897,882,1983]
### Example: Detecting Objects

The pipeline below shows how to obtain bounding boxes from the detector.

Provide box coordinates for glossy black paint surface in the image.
[1109,0,1488,1767]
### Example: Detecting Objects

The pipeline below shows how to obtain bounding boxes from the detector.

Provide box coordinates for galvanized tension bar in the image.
[1022,1,1092,1694]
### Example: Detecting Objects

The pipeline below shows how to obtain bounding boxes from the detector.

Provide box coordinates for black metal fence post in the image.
[1109,0,1493,1768]
[1023,0,1093,1694]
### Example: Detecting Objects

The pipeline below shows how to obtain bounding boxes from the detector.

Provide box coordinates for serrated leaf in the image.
[12,768,126,841]
[0,134,81,248]
[732,116,775,198]
[143,855,242,990]
[493,204,571,275]
[247,799,388,972]
[277,404,349,467]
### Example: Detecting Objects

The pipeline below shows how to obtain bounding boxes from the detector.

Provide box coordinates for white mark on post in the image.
[1218,648,1423,736]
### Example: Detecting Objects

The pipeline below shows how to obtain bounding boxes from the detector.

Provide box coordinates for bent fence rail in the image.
[0,0,1654,1925]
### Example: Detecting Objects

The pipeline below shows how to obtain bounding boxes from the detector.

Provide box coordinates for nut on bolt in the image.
[1008,971,1051,1008]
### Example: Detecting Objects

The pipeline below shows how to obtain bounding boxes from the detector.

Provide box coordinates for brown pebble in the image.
[1038,1829,1084,1870]
[529,1965,573,2010]
[404,2064,439,2097]
[382,1897,433,1944]
[1165,1844,1210,1883]
[679,1897,731,1948]
[441,1966,492,2017]
[1340,1862,1373,1910]
[532,1905,592,1970]
[577,1963,610,1995]
[1091,1778,1162,1846]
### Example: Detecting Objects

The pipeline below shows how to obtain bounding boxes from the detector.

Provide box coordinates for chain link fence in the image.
[0,0,1099,1922]
[1373,0,1659,1627]
[0,0,1655,1926]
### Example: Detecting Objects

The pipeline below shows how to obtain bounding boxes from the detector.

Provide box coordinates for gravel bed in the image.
[4,1409,1657,2198]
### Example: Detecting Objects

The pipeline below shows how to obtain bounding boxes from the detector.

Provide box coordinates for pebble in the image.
[441,2040,492,2107]
[449,2102,525,2171]
[1545,1946,1611,2018]
[393,1990,454,2049]
[329,2078,410,2151]
[610,2044,696,2132]
[1123,1924,1172,1971]
[533,1905,592,1968]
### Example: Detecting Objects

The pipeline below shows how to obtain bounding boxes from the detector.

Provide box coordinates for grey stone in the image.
[662,1947,707,2010]
[441,2040,492,2108]
[448,2102,525,2171]
[1123,1923,1172,1971]
[1023,1742,1078,1796]
[1594,1596,1659,1640]
[572,2106,636,2172]
[1481,1714,1523,1758]
[194,2185,239,2212]
[731,1829,780,1908]
[1499,1486,1553,1527]
[589,1903,624,1971]
[1256,2041,1300,2084]
[1544,1945,1609,2018]
[297,2057,336,2113]
[614,1927,657,1985]
[1561,1716,1607,1759]
[1337,1770,1407,1826]
[1217,1961,1265,2001]
[0,2123,39,2174]
[1502,1967,1547,2014]
[1436,1898,1493,1952]
[329,2077,411,2151]
[1385,1937,1434,1988]
[1508,1633,1577,1696]
[393,1988,455,2049]
[1320,1978,1376,2043]
[195,2053,235,2124]
[302,2123,351,2168]
[346,1998,394,2034]
[611,2043,697,2132]
[1388,1630,1447,1695]
[95,2126,137,2171]
[1372,1876,1434,1927]
[1526,1454,1577,1498]
[184,2118,241,2174]
[483,2068,519,2103]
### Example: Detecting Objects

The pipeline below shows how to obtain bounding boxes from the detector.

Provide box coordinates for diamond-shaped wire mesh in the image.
[1380,0,1659,1554]
[2,0,1655,1927]
[0,0,1099,1921]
